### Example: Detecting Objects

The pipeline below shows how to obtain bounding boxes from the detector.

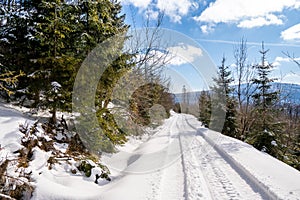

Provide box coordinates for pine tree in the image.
[211,56,238,137]
[0,1,32,82]
[249,43,284,158]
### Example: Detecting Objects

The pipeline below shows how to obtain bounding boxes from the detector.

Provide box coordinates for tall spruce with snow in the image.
[1,0,132,151]
[81,0,131,151]
[210,56,238,137]
[249,43,284,158]
[31,0,81,123]
[0,1,32,97]
[0,1,33,72]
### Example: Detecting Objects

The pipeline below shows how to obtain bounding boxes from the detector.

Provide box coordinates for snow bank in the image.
[186,114,300,200]
[0,103,32,153]
[0,104,109,200]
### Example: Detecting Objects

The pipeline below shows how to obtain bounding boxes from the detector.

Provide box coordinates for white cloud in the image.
[200,24,215,34]
[145,9,160,20]
[282,73,300,85]
[237,14,283,28]
[167,56,188,66]
[281,23,300,41]
[121,0,152,9]
[121,0,196,23]
[134,44,203,67]
[168,43,203,65]
[156,0,191,23]
[194,0,300,31]
[273,56,300,66]
[275,56,291,62]
[273,61,281,67]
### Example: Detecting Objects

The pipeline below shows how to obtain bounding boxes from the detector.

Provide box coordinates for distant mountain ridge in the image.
[174,82,300,104]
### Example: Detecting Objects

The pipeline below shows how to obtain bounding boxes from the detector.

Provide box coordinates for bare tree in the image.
[233,38,257,140]
[283,51,300,68]
[128,11,171,82]
[111,11,174,134]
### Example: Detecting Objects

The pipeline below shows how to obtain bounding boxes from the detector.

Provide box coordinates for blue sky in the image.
[120,0,300,93]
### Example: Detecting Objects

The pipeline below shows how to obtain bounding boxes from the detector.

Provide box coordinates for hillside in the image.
[174,82,300,104]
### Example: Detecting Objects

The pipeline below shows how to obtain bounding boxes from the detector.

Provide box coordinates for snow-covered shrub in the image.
[77,159,111,183]
[0,156,33,199]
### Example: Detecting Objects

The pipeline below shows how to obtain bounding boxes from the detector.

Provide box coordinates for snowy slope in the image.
[1,104,300,200]
[0,103,31,155]
[0,104,106,200]
[100,112,300,200]
[185,114,300,200]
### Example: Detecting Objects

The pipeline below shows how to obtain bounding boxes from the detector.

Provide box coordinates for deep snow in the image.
[1,104,300,200]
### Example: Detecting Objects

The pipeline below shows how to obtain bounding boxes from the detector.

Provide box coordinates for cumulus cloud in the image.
[121,0,197,23]
[167,43,203,65]
[156,0,193,23]
[237,14,283,28]
[200,24,215,34]
[273,56,300,67]
[282,73,300,85]
[134,44,203,67]
[121,0,152,9]
[275,56,291,62]
[194,0,300,31]
[281,23,300,41]
[145,9,160,20]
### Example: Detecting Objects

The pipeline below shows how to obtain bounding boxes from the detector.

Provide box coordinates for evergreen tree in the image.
[211,56,238,137]
[0,1,31,99]
[249,43,284,158]
[198,90,211,127]
[129,83,174,126]
[31,0,79,123]
[1,0,132,152]
[0,70,24,97]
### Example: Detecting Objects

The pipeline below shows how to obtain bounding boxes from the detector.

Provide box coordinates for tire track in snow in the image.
[176,116,189,200]
[192,136,242,200]
[146,114,185,200]
[181,115,264,200]
[176,114,213,200]
[146,115,177,200]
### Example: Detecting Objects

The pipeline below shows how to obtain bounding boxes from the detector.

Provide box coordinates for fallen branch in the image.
[0,193,16,200]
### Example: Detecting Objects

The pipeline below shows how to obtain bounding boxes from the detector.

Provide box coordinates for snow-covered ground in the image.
[0,103,32,157]
[1,104,300,200]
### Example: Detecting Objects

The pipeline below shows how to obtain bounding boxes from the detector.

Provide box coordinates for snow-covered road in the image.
[1,104,300,200]
[101,113,272,200]
[178,115,264,200]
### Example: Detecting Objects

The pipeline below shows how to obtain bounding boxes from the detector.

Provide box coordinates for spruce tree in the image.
[0,0,33,95]
[249,43,284,158]
[1,0,132,152]
[211,56,238,137]
[198,90,211,128]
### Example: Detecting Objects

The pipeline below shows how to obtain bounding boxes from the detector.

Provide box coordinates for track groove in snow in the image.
[147,114,185,200]
[177,115,212,200]
[180,114,265,200]
[176,116,189,200]
[183,115,282,200]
